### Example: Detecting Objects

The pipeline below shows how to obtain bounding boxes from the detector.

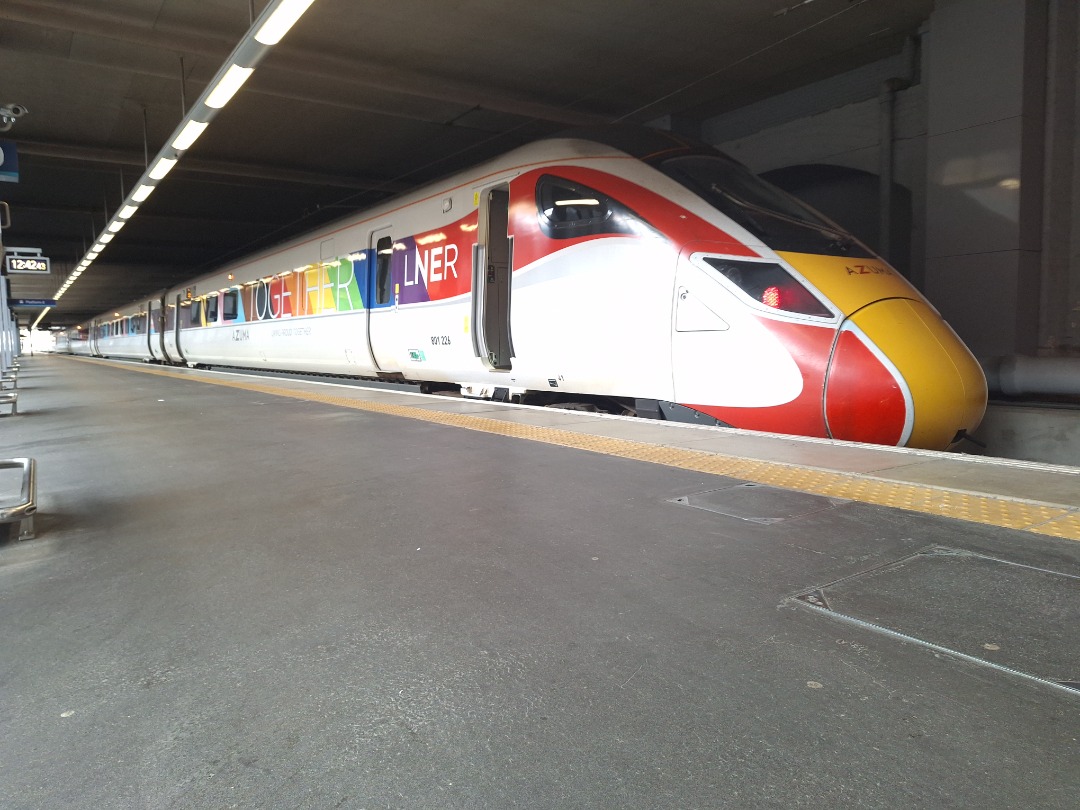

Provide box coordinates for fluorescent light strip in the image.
[172,120,208,150]
[149,157,177,180]
[255,0,317,44]
[49,1,320,313]
[205,64,254,109]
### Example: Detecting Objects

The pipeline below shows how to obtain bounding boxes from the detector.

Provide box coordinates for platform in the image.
[2,355,1078,808]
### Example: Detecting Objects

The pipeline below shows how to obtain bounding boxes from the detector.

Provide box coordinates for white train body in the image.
[72,132,987,450]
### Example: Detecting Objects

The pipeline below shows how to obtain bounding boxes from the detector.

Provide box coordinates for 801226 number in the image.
[430,335,451,345]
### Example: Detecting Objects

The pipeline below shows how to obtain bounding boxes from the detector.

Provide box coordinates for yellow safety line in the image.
[69,356,1080,541]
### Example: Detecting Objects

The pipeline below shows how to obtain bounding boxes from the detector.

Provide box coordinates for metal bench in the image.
[0,458,37,540]
[0,391,16,415]
[0,374,16,390]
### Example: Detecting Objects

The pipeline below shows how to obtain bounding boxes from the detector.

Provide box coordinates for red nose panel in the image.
[825,329,908,445]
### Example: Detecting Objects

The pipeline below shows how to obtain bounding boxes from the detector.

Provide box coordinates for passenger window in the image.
[223,290,239,321]
[376,236,393,305]
[536,175,648,239]
[190,300,202,326]
[702,257,832,317]
[206,295,219,323]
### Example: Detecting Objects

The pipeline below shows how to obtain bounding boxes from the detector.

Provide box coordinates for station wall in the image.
[698,0,1080,363]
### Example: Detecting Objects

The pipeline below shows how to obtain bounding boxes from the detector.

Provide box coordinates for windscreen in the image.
[659,155,873,257]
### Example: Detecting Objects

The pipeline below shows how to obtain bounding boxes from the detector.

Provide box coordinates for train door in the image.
[145,301,156,360]
[159,297,175,363]
[472,185,514,370]
[670,252,804,412]
[89,318,99,356]
[171,294,187,363]
[365,227,394,372]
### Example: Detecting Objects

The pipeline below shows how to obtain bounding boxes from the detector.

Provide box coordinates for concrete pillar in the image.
[923,0,1049,357]
[1038,0,1080,354]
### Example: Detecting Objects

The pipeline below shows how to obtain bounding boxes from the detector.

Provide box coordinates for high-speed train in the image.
[64,129,987,451]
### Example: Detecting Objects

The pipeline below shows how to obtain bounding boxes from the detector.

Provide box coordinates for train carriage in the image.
[82,129,987,451]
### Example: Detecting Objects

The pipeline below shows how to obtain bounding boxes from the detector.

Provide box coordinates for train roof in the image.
[553,126,719,166]
[87,127,726,319]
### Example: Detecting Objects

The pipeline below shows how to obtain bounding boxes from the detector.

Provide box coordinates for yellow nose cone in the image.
[848,299,987,450]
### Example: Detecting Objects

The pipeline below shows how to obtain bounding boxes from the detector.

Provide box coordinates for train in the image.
[60,128,987,451]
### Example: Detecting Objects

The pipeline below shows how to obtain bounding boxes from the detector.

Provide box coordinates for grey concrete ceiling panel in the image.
[0,0,933,326]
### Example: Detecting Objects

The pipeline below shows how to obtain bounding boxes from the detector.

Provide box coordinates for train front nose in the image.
[824,298,988,450]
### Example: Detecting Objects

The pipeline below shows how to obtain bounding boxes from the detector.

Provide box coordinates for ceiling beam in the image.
[0,0,608,128]
[15,139,409,192]
[8,200,280,228]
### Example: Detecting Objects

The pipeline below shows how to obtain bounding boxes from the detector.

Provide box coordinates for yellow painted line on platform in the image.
[72,356,1080,541]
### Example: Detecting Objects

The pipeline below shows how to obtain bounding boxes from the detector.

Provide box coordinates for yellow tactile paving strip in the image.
[72,357,1080,541]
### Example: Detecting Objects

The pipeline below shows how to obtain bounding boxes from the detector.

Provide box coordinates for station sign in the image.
[4,248,50,274]
[9,298,57,307]
[6,255,50,274]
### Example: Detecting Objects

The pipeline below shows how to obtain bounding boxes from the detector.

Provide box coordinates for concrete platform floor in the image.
[1,356,1078,809]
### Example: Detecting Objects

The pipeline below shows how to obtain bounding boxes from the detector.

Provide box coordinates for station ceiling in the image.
[1,0,932,328]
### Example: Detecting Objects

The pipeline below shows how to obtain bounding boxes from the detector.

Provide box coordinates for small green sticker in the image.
[408,349,426,362]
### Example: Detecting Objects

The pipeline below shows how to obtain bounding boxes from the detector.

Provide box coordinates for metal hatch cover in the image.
[791,546,1080,694]
[669,482,849,524]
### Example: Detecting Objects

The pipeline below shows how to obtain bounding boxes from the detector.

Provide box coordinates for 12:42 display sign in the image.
[5,255,50,273]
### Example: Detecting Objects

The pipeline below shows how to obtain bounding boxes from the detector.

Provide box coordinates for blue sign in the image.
[0,140,18,183]
[9,299,57,307]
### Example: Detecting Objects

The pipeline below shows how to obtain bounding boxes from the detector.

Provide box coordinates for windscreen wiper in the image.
[710,183,854,250]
